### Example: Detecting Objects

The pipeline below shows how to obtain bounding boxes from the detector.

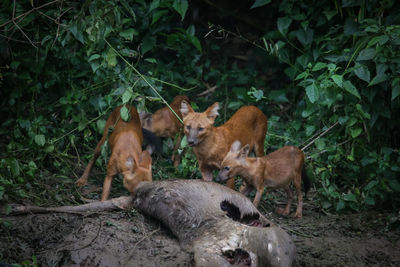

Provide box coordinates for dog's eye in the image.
[186,125,191,130]
[224,166,231,171]
[198,127,204,131]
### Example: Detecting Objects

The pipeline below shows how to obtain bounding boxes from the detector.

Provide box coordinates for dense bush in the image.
[0,0,399,212]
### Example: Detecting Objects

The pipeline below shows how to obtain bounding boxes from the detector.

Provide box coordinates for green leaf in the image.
[343,193,357,202]
[392,84,400,101]
[368,73,388,86]
[296,27,313,46]
[152,10,169,24]
[305,83,319,103]
[119,28,138,41]
[353,63,370,82]
[295,71,308,80]
[122,88,132,104]
[106,49,117,67]
[312,62,327,71]
[356,48,375,61]
[120,106,130,121]
[277,17,292,35]
[141,35,156,55]
[367,35,389,47]
[173,0,188,20]
[364,196,375,206]
[88,54,100,62]
[315,139,326,150]
[97,119,106,133]
[149,0,160,12]
[251,0,271,9]
[10,158,20,176]
[144,58,157,64]
[343,80,361,99]
[331,74,343,88]
[356,104,371,119]
[188,35,202,52]
[336,199,345,211]
[364,180,378,191]
[350,128,362,138]
[35,134,46,146]
[388,178,400,192]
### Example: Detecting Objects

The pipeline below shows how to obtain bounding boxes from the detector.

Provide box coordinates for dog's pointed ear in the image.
[230,140,241,152]
[238,144,250,159]
[125,156,137,171]
[139,150,152,169]
[180,100,194,119]
[205,102,219,123]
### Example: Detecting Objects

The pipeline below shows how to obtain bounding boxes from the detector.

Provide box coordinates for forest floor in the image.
[0,186,399,266]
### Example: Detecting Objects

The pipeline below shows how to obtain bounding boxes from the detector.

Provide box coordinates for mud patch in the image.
[0,211,192,266]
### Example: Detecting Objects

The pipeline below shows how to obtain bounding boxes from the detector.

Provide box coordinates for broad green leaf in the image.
[88,54,100,62]
[368,35,389,47]
[312,62,327,71]
[305,83,319,103]
[122,89,132,104]
[251,0,271,9]
[353,63,370,82]
[35,134,46,146]
[97,119,106,133]
[344,18,359,36]
[188,35,202,52]
[106,49,117,67]
[173,0,188,20]
[392,85,400,101]
[141,35,156,55]
[152,10,168,24]
[343,80,361,99]
[296,27,313,46]
[295,71,308,80]
[120,106,130,121]
[119,28,138,41]
[364,196,375,205]
[315,139,326,150]
[45,145,54,153]
[10,158,20,176]
[69,23,84,44]
[149,0,160,12]
[268,90,289,103]
[343,193,357,202]
[336,199,345,211]
[368,73,388,86]
[277,17,292,35]
[356,48,375,61]
[350,128,362,138]
[364,180,378,191]
[331,74,343,88]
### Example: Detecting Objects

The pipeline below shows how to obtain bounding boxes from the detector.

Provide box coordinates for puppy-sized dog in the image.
[217,141,310,218]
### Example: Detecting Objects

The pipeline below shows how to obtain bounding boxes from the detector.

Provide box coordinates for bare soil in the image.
[1,191,399,266]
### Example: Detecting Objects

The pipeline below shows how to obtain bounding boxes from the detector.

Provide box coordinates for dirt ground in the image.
[1,191,399,267]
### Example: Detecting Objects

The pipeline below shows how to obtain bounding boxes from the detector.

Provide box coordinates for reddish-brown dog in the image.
[76,105,152,201]
[216,141,310,218]
[180,101,267,188]
[140,95,190,167]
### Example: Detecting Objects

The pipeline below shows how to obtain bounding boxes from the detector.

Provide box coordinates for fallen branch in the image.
[301,122,339,151]
[1,196,133,215]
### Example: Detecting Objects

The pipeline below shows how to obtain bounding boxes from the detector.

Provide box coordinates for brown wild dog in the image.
[180,101,267,188]
[216,141,310,218]
[140,95,190,167]
[76,105,152,201]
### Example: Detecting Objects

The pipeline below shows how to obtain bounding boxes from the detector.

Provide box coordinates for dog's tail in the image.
[142,128,162,154]
[302,168,311,197]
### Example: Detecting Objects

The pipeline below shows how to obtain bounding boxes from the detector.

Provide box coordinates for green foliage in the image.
[0,0,399,215]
